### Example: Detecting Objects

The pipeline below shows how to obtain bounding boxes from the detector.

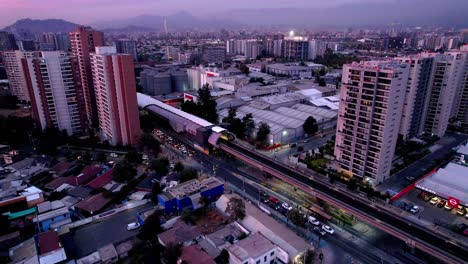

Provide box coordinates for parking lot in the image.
[396,188,468,229]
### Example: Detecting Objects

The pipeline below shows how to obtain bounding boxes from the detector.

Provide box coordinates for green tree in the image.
[151,182,163,204]
[173,161,184,172]
[95,152,107,163]
[303,116,319,135]
[180,100,199,116]
[138,211,163,242]
[199,196,211,215]
[225,197,246,220]
[347,178,359,191]
[163,243,183,264]
[180,168,198,183]
[222,107,237,123]
[180,208,194,224]
[216,249,230,264]
[126,150,143,164]
[288,209,306,227]
[112,160,137,182]
[197,84,218,123]
[242,113,255,137]
[239,63,249,75]
[81,151,92,164]
[140,133,161,154]
[256,122,271,145]
[150,157,170,175]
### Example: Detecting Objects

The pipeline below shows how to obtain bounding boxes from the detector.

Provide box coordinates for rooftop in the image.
[9,237,38,264]
[158,219,202,246]
[87,169,113,189]
[227,232,276,261]
[74,193,111,214]
[37,230,61,255]
[179,245,216,264]
[416,162,468,203]
[98,244,118,262]
[165,177,223,200]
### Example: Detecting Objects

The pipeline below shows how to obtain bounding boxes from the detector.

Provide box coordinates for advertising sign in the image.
[448,197,459,208]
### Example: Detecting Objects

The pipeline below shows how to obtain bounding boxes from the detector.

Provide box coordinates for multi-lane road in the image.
[219,139,468,264]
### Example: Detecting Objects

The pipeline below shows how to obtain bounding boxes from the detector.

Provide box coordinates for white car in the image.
[322,225,334,234]
[110,153,118,158]
[127,222,140,231]
[282,202,293,211]
[308,216,320,226]
[410,205,420,214]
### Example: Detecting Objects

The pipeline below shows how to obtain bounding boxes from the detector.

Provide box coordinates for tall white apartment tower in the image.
[2,50,39,102]
[334,61,410,184]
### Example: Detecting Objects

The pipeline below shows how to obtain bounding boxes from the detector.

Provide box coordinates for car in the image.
[410,205,420,214]
[308,216,320,226]
[429,197,440,205]
[444,203,453,211]
[322,225,335,235]
[404,203,414,212]
[457,206,466,216]
[405,176,415,182]
[397,201,407,209]
[142,154,149,160]
[437,200,446,208]
[423,195,432,202]
[127,222,140,231]
[282,202,293,211]
[313,227,326,236]
[465,213,468,219]
[110,153,118,158]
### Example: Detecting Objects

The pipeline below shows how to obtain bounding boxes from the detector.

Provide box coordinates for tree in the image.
[222,108,237,123]
[180,100,199,116]
[303,116,319,135]
[347,178,359,191]
[199,196,211,215]
[225,197,246,220]
[150,157,170,175]
[95,152,107,163]
[151,182,163,204]
[256,122,271,145]
[242,113,255,136]
[180,208,194,224]
[126,150,143,164]
[138,211,163,242]
[112,160,137,182]
[163,243,183,264]
[239,63,249,75]
[197,84,218,123]
[140,133,161,154]
[81,151,92,164]
[288,209,306,227]
[216,249,230,264]
[180,168,198,183]
[173,161,184,172]
[318,78,326,87]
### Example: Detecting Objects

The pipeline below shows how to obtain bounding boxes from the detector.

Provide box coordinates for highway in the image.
[219,139,468,264]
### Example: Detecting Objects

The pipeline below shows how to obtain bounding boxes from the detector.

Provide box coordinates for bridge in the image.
[218,139,468,264]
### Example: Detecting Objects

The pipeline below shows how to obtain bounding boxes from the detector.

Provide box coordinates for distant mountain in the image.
[94,11,242,31]
[219,0,468,29]
[3,18,79,35]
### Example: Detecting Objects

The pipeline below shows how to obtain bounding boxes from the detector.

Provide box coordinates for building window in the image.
[270,252,274,256]
[264,256,267,262]
[256,260,260,264]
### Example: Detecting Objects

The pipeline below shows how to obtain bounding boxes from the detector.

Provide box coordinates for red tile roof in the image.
[69,165,103,186]
[44,177,73,190]
[74,193,111,214]
[51,162,73,175]
[37,231,61,255]
[87,169,113,189]
[179,245,216,264]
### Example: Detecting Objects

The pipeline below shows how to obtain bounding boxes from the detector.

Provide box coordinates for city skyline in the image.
[1,0,468,29]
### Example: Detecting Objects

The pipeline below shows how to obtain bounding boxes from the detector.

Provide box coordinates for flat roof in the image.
[416,162,468,204]
[227,232,276,261]
[37,231,61,255]
[165,177,223,200]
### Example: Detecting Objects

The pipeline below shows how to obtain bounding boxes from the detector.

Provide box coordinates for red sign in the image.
[448,197,459,208]
[184,94,193,101]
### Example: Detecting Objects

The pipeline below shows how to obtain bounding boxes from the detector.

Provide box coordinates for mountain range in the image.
[3,19,79,34]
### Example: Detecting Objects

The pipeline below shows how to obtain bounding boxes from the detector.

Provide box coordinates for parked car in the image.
[322,225,335,235]
[437,200,446,208]
[110,153,118,158]
[282,202,293,211]
[308,216,320,226]
[410,205,420,214]
[457,206,466,216]
[127,222,140,231]
[423,195,432,202]
[313,226,326,236]
[429,197,440,205]
[404,203,414,212]
[444,203,453,211]
[397,201,407,209]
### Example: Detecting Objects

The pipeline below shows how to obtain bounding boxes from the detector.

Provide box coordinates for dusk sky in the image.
[0,0,384,27]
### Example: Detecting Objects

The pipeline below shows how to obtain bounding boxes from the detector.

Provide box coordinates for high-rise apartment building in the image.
[54,33,70,51]
[2,50,39,102]
[90,47,141,146]
[422,52,466,137]
[395,55,434,140]
[335,61,410,184]
[23,51,85,135]
[282,36,308,61]
[455,45,468,125]
[0,31,17,51]
[70,26,104,127]
[115,39,137,61]
[201,45,226,63]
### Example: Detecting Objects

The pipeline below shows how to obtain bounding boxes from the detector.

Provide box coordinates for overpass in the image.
[218,139,468,264]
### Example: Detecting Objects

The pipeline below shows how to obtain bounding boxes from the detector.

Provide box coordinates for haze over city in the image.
[0,0,468,264]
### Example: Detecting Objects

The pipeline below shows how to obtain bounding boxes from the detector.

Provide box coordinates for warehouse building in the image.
[140,67,189,95]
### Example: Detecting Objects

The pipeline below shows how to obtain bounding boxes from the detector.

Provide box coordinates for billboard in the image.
[447,197,459,208]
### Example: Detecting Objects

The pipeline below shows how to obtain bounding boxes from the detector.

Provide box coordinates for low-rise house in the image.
[226,232,288,264]
[98,244,118,264]
[179,245,216,264]
[74,193,111,216]
[37,231,67,264]
[9,237,38,264]
[158,219,202,247]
